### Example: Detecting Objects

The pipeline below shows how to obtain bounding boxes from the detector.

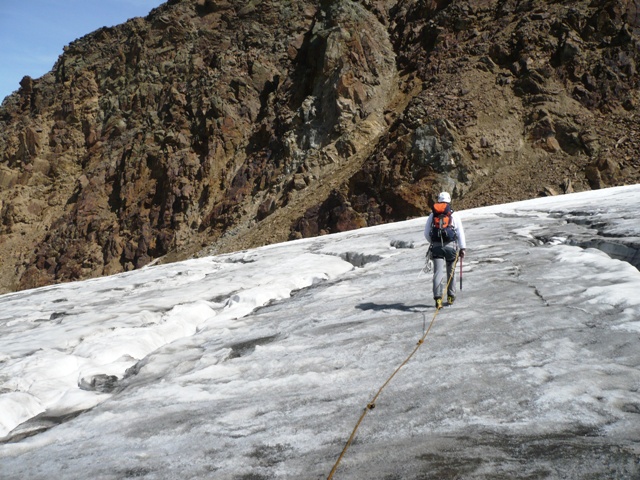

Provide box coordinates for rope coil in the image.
[327,252,460,479]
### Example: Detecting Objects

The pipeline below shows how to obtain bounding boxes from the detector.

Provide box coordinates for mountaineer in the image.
[424,191,466,309]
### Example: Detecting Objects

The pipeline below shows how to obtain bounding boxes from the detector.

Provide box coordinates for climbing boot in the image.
[435,297,443,309]
[447,295,455,305]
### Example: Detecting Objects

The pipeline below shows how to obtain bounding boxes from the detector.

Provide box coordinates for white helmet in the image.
[437,191,451,203]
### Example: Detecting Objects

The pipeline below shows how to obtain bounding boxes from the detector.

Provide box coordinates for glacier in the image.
[1,185,639,479]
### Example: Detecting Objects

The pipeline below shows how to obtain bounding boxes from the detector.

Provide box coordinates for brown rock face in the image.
[1,0,640,293]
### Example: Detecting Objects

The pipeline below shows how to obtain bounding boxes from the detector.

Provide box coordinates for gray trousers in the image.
[432,243,458,299]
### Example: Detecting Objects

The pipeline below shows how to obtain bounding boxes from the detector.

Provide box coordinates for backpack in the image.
[430,202,457,243]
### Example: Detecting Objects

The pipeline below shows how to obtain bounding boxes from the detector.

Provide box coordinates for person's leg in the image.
[432,257,445,301]
[446,260,456,300]
[444,244,458,302]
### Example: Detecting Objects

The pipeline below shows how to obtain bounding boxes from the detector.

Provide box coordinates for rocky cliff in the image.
[1,0,639,293]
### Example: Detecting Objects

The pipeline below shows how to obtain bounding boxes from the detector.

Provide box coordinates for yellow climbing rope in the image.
[327,252,460,479]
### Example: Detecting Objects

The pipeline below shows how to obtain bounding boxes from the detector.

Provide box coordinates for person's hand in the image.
[459,249,466,259]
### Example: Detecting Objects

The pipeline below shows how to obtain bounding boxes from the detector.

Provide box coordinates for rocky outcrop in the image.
[1,0,639,292]
[291,0,640,232]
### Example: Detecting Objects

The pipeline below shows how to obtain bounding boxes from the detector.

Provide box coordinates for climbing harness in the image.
[327,252,460,479]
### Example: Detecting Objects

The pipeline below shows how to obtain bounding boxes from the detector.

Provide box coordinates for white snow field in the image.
[1,185,639,479]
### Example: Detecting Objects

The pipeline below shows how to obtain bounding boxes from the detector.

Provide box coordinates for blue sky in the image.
[0,0,164,102]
